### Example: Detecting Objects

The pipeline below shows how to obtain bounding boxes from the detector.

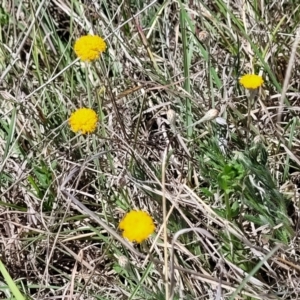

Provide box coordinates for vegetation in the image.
[0,0,299,299]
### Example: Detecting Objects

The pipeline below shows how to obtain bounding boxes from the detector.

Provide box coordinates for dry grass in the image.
[0,0,300,299]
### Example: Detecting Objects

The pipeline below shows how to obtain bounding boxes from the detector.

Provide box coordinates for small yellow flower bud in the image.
[68,108,98,134]
[119,210,155,244]
[74,35,107,62]
[239,74,264,90]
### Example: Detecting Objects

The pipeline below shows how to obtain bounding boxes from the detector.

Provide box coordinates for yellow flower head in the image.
[239,74,264,89]
[69,108,98,134]
[74,35,107,62]
[119,210,156,243]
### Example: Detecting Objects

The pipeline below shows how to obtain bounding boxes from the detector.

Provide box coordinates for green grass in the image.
[0,0,300,299]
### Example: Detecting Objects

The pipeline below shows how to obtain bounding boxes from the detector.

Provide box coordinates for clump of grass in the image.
[0,1,300,299]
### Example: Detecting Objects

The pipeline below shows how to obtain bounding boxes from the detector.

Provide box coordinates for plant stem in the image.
[225,192,231,220]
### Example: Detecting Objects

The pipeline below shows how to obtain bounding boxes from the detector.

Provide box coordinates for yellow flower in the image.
[74,35,107,62]
[119,210,155,243]
[239,74,264,89]
[69,108,98,134]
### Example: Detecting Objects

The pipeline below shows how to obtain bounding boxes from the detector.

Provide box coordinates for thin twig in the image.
[277,26,300,123]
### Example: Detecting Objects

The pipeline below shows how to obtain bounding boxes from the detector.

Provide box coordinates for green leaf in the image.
[0,260,25,300]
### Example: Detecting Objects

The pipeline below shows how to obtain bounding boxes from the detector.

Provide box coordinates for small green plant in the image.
[27,161,57,211]
[218,161,245,219]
